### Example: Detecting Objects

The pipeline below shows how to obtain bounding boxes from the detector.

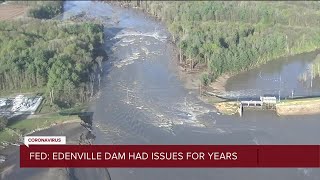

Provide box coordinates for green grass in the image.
[0,113,81,144]
[37,101,60,114]
[59,104,89,115]
[9,114,81,135]
[37,100,88,114]
[0,87,44,98]
[0,128,20,143]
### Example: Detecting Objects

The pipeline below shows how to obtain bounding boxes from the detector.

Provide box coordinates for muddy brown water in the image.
[2,1,320,180]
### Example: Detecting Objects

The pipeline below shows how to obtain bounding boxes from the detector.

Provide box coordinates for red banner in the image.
[20,145,320,168]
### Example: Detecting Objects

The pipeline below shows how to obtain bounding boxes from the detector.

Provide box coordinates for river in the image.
[66,1,320,180]
[3,1,320,180]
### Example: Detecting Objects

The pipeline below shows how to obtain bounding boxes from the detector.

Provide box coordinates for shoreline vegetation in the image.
[298,53,320,83]
[0,20,104,108]
[112,1,320,81]
[110,1,320,115]
[0,1,101,148]
[0,1,105,109]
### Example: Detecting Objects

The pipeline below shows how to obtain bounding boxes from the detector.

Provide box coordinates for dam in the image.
[239,96,277,116]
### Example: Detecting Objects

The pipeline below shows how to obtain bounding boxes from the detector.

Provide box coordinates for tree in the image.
[135,1,320,81]
[0,19,104,108]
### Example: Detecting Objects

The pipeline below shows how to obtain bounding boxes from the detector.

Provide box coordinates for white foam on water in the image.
[216,128,227,134]
[112,30,167,42]
[122,37,136,43]
[141,47,149,55]
[252,137,259,145]
[114,59,134,68]
[111,47,117,51]
[119,43,129,47]
[113,51,141,68]
[297,168,312,177]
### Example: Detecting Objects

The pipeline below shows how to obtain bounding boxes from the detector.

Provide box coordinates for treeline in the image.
[311,55,320,78]
[122,1,320,85]
[299,54,320,82]
[0,20,104,107]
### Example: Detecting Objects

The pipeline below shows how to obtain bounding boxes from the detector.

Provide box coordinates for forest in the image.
[0,20,104,108]
[123,1,320,85]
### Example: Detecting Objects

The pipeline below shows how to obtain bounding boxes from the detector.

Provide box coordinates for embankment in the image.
[214,101,240,115]
[213,97,320,116]
[276,98,320,116]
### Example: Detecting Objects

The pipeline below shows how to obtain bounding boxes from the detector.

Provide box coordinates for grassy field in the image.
[37,101,89,114]
[0,113,81,145]
[10,114,81,134]
[0,128,20,143]
[0,86,44,98]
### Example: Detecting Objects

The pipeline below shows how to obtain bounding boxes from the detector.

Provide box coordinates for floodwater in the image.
[64,1,320,180]
[2,1,320,180]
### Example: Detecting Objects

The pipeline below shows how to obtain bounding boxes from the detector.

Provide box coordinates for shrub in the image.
[201,73,210,86]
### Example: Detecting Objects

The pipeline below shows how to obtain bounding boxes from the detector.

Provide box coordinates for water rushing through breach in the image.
[62,1,320,179]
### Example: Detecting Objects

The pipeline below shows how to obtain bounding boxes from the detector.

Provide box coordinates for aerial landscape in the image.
[0,1,320,180]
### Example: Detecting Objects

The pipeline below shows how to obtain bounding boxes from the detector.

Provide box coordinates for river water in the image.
[6,1,319,180]
[226,50,320,98]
